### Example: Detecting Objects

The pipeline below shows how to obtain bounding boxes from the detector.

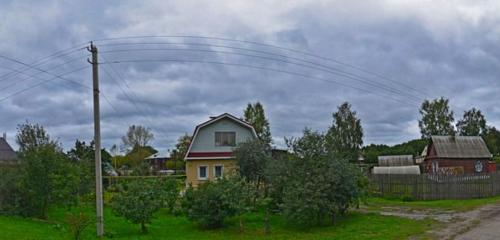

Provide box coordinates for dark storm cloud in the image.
[1,0,499,151]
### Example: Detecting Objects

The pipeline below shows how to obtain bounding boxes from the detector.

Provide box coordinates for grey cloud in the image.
[1,0,499,152]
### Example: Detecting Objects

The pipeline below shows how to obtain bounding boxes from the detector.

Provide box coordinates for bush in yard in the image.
[111,179,163,233]
[66,211,91,240]
[158,177,181,213]
[182,177,251,229]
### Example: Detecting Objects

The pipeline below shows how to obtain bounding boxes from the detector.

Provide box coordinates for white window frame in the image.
[198,165,208,180]
[214,164,224,179]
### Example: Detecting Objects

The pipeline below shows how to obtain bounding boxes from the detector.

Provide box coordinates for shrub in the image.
[0,167,23,215]
[111,179,163,233]
[158,178,181,213]
[182,177,250,229]
[66,211,91,240]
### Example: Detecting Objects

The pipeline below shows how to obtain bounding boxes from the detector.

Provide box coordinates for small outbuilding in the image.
[424,136,495,174]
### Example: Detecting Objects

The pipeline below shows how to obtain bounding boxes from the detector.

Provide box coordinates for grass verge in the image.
[0,205,433,240]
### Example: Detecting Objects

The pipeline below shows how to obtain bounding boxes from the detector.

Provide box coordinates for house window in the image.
[198,165,208,180]
[215,132,236,147]
[214,165,223,178]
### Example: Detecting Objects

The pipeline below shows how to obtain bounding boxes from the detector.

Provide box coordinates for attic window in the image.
[215,132,236,147]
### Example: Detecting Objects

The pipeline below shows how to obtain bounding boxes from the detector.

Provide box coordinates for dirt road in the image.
[454,208,500,240]
[373,204,500,239]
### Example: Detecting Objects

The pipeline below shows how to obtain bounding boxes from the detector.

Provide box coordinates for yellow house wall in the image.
[185,159,237,187]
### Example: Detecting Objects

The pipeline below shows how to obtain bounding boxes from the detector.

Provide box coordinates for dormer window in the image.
[215,132,236,147]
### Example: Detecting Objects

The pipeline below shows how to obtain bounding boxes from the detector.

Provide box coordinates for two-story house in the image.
[184,113,257,186]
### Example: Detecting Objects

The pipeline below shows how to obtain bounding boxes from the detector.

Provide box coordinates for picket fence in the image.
[369,172,500,200]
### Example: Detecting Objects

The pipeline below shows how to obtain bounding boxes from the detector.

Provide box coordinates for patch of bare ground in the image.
[359,204,500,240]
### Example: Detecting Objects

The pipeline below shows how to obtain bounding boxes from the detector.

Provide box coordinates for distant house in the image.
[0,133,18,165]
[145,151,170,173]
[424,136,495,174]
[184,113,257,186]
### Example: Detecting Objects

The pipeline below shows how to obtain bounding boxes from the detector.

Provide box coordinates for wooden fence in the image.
[369,172,500,200]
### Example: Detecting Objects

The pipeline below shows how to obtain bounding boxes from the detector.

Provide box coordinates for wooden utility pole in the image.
[88,42,104,237]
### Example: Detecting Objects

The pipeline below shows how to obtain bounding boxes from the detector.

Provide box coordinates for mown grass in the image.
[0,205,433,240]
[365,196,500,212]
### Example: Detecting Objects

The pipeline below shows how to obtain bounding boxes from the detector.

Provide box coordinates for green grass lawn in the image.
[365,196,500,212]
[0,205,433,240]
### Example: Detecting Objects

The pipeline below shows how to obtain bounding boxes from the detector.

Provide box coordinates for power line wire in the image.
[100,58,419,107]
[92,35,428,97]
[0,66,90,102]
[0,46,86,83]
[99,54,172,145]
[0,54,91,89]
[0,55,90,91]
[100,47,421,104]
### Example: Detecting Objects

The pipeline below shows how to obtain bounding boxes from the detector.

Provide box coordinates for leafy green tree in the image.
[419,97,455,138]
[325,102,363,161]
[121,125,154,152]
[170,134,191,172]
[234,139,272,184]
[19,144,79,218]
[456,108,487,136]
[16,122,57,152]
[182,177,250,229]
[483,126,500,157]
[121,145,156,169]
[271,129,366,227]
[67,140,115,195]
[234,139,272,207]
[67,140,95,197]
[16,123,79,218]
[244,102,272,145]
[111,179,163,233]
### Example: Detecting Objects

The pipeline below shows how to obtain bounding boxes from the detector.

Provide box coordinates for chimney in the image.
[2,133,5,140]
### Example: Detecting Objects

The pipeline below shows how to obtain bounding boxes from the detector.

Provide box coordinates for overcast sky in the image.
[1,0,499,153]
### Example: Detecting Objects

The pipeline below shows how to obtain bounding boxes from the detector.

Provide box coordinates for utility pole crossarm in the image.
[88,42,104,237]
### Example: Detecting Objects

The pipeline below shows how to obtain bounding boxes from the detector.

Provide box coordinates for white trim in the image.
[184,113,258,160]
[213,164,224,179]
[197,165,208,180]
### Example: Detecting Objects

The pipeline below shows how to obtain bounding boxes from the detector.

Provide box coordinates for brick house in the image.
[424,136,495,174]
